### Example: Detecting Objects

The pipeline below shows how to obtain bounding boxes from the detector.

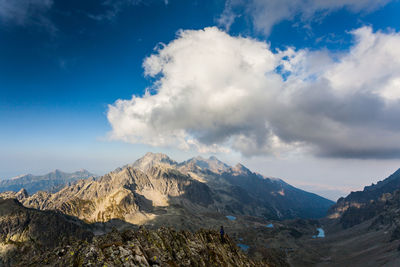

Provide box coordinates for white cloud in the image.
[219,0,391,35]
[325,27,400,101]
[107,26,400,158]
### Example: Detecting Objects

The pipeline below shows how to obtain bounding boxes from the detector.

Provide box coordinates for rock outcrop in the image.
[0,198,93,266]
[10,227,265,267]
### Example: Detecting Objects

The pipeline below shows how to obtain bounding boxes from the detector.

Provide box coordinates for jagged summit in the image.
[143,152,172,161]
[132,152,177,172]
[130,153,255,177]
[180,155,230,173]
[16,188,28,199]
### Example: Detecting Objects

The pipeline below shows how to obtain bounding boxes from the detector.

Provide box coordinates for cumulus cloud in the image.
[0,0,54,30]
[218,0,391,35]
[107,26,400,159]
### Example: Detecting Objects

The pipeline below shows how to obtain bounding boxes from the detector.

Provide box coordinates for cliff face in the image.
[0,198,93,266]
[337,189,400,230]
[328,168,400,221]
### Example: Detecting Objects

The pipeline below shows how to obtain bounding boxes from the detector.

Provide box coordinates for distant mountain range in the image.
[0,169,95,194]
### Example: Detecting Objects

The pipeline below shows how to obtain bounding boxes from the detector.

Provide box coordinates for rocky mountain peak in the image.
[16,188,28,200]
[144,152,172,161]
[132,152,177,172]
[231,163,251,175]
[180,155,230,173]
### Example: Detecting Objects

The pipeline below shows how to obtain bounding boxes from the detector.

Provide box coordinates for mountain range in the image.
[2,153,333,228]
[3,152,400,266]
[328,168,400,221]
[0,169,95,194]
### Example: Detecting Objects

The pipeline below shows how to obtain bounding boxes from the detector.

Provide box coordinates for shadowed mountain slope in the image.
[0,198,93,266]
[286,169,400,266]
[329,168,400,220]
[178,155,334,219]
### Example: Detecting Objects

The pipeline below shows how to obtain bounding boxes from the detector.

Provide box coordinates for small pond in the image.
[237,244,249,251]
[312,228,325,238]
[226,215,236,221]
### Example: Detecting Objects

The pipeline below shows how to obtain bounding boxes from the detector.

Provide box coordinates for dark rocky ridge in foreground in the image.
[0,198,93,266]
[25,227,266,267]
[0,198,268,266]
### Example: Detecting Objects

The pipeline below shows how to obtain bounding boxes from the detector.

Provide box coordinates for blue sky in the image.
[1,0,400,200]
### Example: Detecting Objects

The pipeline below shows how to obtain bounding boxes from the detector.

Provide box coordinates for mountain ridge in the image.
[0,169,96,195]
[1,153,333,227]
[328,168,400,220]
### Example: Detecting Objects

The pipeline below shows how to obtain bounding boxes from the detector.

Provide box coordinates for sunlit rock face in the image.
[0,153,333,226]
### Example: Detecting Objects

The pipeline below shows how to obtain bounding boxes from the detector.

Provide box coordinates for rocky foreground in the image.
[0,196,267,266]
[6,226,266,267]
